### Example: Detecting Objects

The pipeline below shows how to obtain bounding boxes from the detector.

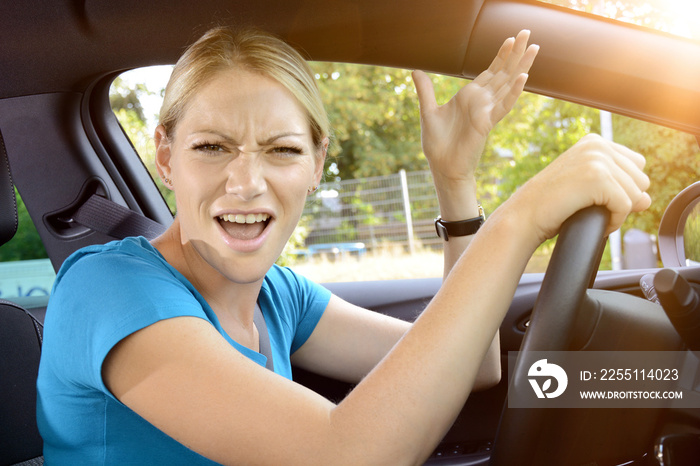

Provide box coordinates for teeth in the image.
[219,213,270,224]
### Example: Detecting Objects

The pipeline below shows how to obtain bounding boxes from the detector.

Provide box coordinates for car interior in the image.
[2,0,700,465]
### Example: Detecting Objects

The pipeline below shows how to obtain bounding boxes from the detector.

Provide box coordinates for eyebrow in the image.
[259,132,307,145]
[190,130,307,146]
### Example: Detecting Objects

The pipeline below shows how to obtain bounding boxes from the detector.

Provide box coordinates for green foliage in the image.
[312,63,465,181]
[613,116,700,234]
[0,190,48,262]
[350,193,383,226]
[110,78,177,214]
[338,220,358,242]
[109,77,150,123]
[276,216,310,267]
[685,208,700,263]
[479,94,600,214]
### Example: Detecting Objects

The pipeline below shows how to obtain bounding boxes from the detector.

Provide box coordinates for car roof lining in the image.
[1,0,699,134]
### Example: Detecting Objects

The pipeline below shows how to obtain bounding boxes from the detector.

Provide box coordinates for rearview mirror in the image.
[659,181,700,267]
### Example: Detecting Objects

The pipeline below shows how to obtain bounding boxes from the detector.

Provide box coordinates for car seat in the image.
[0,133,44,466]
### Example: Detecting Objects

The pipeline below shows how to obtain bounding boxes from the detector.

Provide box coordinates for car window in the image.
[111,63,700,282]
[0,189,54,300]
[111,67,175,214]
[539,0,700,42]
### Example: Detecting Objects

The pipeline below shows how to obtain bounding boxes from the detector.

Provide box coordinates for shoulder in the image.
[261,265,331,317]
[54,237,167,287]
[41,237,208,392]
[45,235,205,350]
[263,264,327,298]
[264,263,303,287]
[261,266,331,354]
[49,236,188,316]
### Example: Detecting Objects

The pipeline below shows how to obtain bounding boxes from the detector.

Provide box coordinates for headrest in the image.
[0,131,18,247]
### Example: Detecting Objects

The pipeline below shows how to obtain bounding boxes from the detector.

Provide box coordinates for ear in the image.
[154,125,174,190]
[312,137,329,187]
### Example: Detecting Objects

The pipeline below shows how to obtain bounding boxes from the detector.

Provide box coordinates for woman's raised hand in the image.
[413,30,539,185]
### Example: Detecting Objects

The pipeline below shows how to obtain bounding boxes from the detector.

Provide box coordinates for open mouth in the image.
[217,213,271,241]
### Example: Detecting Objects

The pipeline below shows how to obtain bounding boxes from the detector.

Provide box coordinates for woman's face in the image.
[156,68,325,285]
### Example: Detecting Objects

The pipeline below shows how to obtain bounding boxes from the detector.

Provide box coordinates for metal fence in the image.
[301,169,441,254]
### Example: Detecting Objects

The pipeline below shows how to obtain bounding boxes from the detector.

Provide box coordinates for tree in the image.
[109,77,149,123]
[110,78,176,213]
[313,58,699,242]
[613,115,700,234]
[480,94,600,214]
[312,63,465,181]
[0,190,48,262]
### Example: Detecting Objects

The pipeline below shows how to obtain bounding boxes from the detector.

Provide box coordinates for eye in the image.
[270,145,304,157]
[191,142,226,154]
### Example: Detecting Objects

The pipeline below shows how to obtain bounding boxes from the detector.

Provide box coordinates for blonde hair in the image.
[159,27,329,150]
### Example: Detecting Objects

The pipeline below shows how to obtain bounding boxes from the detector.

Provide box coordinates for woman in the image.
[37,27,650,464]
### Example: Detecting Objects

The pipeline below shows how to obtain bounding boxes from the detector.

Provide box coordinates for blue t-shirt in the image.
[36,236,331,465]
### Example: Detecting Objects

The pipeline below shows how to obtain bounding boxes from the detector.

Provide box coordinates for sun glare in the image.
[663,0,700,39]
[541,0,700,40]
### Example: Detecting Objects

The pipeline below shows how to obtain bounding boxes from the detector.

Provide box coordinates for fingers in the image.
[412,70,438,116]
[604,145,652,223]
[476,30,539,88]
[609,139,647,170]
[607,145,650,199]
[472,31,539,125]
[484,30,530,75]
[599,162,647,235]
[518,43,539,78]
[572,135,651,233]
[503,30,531,75]
[495,73,528,117]
[509,31,539,76]
[577,135,649,194]
[483,36,515,78]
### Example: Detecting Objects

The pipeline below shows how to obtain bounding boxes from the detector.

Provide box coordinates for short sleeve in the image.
[45,248,208,394]
[259,265,331,354]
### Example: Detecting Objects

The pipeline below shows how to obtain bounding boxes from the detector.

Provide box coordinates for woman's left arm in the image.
[413,29,538,389]
[291,294,409,383]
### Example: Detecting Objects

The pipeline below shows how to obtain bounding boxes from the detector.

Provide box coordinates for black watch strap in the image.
[435,205,485,241]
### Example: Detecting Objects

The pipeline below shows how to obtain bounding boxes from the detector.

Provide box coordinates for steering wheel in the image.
[489,206,610,466]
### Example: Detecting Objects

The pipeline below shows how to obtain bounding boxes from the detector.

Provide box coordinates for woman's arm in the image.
[413,30,539,389]
[291,294,410,384]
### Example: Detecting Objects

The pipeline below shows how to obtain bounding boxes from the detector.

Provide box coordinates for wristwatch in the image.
[434,204,485,241]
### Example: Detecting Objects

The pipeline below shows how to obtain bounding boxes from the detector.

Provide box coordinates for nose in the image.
[225,152,267,201]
